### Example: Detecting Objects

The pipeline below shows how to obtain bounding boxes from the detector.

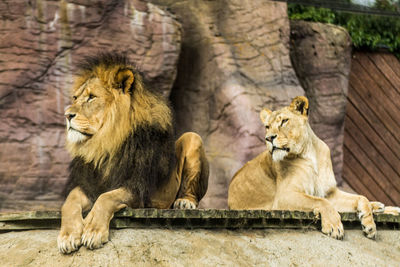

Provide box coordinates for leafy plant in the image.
[288,1,400,58]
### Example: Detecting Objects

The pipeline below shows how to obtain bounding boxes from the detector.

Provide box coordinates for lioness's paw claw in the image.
[173,198,197,209]
[322,221,344,240]
[362,224,377,239]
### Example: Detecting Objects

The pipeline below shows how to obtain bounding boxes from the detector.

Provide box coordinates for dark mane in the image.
[66,122,176,207]
[76,52,131,72]
[65,53,176,207]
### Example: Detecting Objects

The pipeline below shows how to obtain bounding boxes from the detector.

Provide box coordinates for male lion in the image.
[58,54,209,253]
[228,96,387,239]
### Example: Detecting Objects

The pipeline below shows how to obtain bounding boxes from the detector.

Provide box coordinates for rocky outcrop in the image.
[151,0,304,208]
[0,0,181,211]
[0,0,353,211]
[290,20,352,185]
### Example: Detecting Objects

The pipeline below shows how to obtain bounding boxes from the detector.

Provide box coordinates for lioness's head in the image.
[260,96,310,161]
[65,54,171,165]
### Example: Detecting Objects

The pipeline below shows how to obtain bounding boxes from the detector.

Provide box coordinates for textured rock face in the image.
[1,229,399,266]
[0,0,181,211]
[151,0,304,208]
[290,20,352,185]
[0,0,352,211]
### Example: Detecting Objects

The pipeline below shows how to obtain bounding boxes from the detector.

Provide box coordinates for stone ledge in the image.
[1,209,399,231]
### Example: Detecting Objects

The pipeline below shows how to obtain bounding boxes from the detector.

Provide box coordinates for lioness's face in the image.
[260,96,309,161]
[65,78,112,143]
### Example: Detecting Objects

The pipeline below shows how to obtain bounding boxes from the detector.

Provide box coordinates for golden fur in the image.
[66,63,172,169]
[58,54,209,253]
[228,96,384,239]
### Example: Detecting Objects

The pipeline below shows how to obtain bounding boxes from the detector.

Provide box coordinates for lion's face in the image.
[65,78,111,143]
[64,65,136,164]
[259,96,310,161]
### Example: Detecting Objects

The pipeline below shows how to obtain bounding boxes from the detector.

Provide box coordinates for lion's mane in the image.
[64,53,175,207]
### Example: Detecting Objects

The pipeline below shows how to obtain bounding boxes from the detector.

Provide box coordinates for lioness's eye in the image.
[265,125,270,129]
[281,119,289,126]
[72,96,77,101]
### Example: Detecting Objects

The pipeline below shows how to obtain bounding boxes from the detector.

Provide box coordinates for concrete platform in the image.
[0,209,399,266]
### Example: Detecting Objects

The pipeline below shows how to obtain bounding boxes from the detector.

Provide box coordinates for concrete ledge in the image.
[1,209,400,266]
[1,209,399,231]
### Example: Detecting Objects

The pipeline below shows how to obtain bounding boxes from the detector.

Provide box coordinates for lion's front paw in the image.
[173,198,197,209]
[81,212,109,249]
[57,223,83,254]
[316,208,344,240]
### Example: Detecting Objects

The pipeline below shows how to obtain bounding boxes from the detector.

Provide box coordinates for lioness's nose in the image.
[266,135,277,143]
[65,112,76,121]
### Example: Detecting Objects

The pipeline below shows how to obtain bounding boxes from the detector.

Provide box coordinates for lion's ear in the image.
[260,108,272,125]
[289,96,309,116]
[115,68,135,93]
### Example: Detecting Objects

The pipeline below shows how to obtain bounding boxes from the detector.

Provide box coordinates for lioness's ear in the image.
[289,96,309,116]
[260,108,272,125]
[115,68,134,93]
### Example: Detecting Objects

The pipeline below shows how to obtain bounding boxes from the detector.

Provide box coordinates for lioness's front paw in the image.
[57,223,83,254]
[81,212,109,249]
[315,209,344,240]
[173,198,197,209]
[359,211,377,239]
[321,220,344,240]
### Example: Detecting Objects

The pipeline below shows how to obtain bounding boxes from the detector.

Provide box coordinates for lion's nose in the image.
[65,112,76,121]
[266,135,277,143]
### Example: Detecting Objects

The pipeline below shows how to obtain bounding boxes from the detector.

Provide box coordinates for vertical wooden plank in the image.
[343,146,394,205]
[354,54,400,114]
[344,52,400,207]
[368,53,400,95]
[347,86,400,159]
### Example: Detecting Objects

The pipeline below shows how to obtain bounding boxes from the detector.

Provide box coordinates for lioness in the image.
[58,54,209,253]
[228,96,382,239]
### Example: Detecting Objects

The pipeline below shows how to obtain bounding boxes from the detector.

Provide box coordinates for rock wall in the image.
[290,20,352,185]
[0,0,181,211]
[151,0,304,208]
[0,0,352,211]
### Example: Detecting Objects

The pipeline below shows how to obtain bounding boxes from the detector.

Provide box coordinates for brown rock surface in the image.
[290,20,352,185]
[0,0,181,211]
[151,0,304,208]
[0,0,353,211]
[0,229,399,266]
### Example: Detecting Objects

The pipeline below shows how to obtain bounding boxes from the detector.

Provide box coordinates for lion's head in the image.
[259,96,310,161]
[65,54,172,167]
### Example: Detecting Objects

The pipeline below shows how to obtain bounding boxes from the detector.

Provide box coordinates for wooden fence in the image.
[343,52,400,206]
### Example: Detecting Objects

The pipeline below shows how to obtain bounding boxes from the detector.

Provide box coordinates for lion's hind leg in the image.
[370,201,385,213]
[173,132,209,209]
[58,187,92,254]
[327,189,376,239]
[369,201,400,215]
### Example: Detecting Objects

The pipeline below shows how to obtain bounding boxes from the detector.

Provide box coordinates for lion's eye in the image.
[281,119,289,126]
[88,94,96,102]
[72,96,77,101]
[265,125,270,129]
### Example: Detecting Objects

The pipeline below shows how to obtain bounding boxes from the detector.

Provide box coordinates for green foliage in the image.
[288,1,400,58]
